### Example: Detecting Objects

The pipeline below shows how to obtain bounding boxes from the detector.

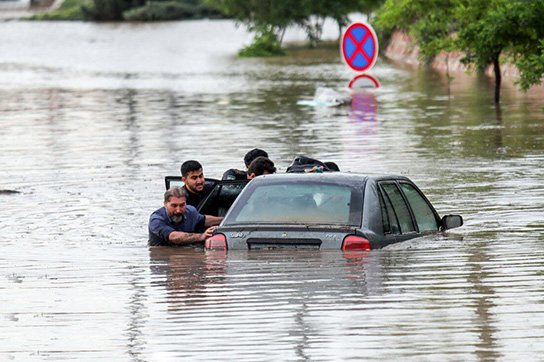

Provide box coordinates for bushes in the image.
[124,1,202,21]
[238,30,286,57]
[80,0,221,21]
[82,0,145,21]
[27,0,87,20]
[28,0,224,21]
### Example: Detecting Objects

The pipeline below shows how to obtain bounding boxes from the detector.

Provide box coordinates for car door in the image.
[165,176,219,191]
[197,179,249,217]
[164,176,249,217]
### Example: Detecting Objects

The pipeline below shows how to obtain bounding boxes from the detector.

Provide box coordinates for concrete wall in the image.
[384,31,520,79]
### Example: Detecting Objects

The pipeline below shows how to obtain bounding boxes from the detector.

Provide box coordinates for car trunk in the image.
[220,225,356,250]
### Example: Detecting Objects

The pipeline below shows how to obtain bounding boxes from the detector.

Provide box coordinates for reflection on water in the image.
[1,20,544,361]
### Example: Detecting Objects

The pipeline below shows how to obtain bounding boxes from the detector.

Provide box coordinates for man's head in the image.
[244,148,268,168]
[181,160,205,194]
[164,187,188,223]
[247,156,276,179]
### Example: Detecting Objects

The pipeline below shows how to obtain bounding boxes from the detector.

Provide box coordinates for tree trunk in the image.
[279,27,286,45]
[493,54,502,104]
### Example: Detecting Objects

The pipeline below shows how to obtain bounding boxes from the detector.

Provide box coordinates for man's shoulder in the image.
[185,204,204,222]
[150,206,167,219]
[185,204,199,214]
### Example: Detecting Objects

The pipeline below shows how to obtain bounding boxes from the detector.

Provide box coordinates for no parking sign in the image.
[341,22,379,73]
[341,22,380,90]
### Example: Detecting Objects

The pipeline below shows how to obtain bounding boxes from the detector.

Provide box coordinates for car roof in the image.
[249,172,412,185]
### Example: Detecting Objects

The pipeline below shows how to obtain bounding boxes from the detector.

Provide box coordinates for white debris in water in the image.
[297,87,351,107]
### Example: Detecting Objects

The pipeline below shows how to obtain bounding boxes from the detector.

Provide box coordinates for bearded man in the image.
[148,187,222,246]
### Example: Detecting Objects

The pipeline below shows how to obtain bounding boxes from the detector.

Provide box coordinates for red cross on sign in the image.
[341,22,379,73]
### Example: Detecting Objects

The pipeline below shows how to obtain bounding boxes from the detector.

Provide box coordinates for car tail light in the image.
[205,233,227,250]
[342,235,371,251]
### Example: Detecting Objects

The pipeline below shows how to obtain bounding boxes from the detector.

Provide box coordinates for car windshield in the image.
[224,182,362,226]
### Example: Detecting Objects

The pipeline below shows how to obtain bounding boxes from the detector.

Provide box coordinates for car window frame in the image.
[398,181,440,233]
[378,187,399,235]
[378,181,418,235]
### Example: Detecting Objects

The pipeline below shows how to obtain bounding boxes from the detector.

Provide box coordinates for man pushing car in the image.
[148,187,223,246]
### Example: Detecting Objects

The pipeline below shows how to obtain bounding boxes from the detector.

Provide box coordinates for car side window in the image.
[381,183,416,234]
[379,189,400,234]
[400,183,438,232]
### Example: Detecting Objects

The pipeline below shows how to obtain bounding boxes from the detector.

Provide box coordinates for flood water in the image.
[1,19,544,361]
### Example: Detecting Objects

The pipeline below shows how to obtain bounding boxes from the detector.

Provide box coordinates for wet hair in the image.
[244,148,268,168]
[180,160,202,177]
[248,156,276,177]
[324,161,340,171]
[164,187,188,203]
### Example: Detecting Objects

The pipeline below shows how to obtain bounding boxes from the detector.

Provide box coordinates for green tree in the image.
[375,0,544,104]
[333,0,385,37]
[456,0,544,102]
[206,0,307,43]
[375,0,457,60]
[207,0,385,51]
[301,0,383,47]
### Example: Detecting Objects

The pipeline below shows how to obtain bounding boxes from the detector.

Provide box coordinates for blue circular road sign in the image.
[341,23,379,72]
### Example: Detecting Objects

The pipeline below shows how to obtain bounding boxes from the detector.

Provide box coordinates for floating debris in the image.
[297,87,351,107]
[0,190,20,195]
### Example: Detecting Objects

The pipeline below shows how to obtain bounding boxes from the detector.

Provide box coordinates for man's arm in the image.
[204,215,223,227]
[169,226,216,245]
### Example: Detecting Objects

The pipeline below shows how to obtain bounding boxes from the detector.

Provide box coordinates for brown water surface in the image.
[1,20,544,361]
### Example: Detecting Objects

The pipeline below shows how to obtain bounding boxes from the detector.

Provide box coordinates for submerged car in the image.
[203,173,463,251]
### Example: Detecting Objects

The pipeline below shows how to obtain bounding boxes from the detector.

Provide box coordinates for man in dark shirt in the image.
[222,148,269,181]
[148,187,223,246]
[180,160,214,207]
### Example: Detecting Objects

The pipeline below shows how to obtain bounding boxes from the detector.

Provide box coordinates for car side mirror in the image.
[441,215,463,230]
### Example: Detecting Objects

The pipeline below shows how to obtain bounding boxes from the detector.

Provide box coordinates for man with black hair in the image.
[222,148,269,181]
[148,187,223,246]
[247,156,276,179]
[180,160,214,208]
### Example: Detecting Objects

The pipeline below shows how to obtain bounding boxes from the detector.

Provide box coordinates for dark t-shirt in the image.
[221,168,248,181]
[181,183,214,208]
[148,205,206,246]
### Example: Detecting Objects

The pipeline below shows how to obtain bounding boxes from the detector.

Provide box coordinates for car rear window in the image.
[224,183,362,226]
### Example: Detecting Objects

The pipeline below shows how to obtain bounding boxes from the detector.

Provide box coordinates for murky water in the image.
[1,19,544,361]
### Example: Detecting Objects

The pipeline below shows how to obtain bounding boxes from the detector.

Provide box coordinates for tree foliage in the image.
[374,0,544,103]
[205,0,307,43]
[206,0,384,48]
